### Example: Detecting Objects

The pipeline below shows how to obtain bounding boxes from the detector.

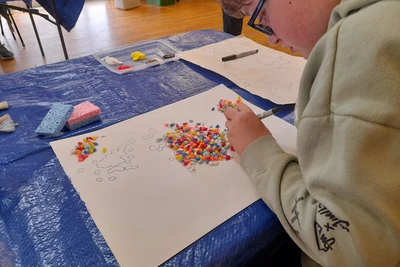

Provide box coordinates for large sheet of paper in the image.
[50,84,297,267]
[181,36,307,104]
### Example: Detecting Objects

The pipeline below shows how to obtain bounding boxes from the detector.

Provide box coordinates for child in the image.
[220,0,400,266]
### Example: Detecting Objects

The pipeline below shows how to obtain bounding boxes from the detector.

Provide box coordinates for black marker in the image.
[222,49,258,62]
[256,107,279,120]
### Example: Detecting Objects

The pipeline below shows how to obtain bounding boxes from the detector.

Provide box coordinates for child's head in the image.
[219,0,340,58]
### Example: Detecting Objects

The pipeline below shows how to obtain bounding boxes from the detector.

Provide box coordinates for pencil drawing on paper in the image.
[92,139,139,182]
[200,42,302,94]
[181,37,306,103]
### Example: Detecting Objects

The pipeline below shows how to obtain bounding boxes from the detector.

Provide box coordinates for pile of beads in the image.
[212,96,242,112]
[72,136,99,162]
[117,65,132,70]
[156,121,235,169]
[131,51,146,61]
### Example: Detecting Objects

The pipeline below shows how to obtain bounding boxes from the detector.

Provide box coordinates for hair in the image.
[217,0,246,19]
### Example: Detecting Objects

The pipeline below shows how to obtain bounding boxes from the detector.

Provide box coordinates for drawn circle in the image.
[108,177,116,181]
[126,161,131,164]
[96,178,103,182]
[132,165,139,169]
[77,168,84,173]
[143,134,154,140]
[128,149,134,152]
[169,158,175,161]
[149,145,157,151]
[94,170,100,175]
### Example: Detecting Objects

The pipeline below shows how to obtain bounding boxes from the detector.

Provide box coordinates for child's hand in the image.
[224,102,272,156]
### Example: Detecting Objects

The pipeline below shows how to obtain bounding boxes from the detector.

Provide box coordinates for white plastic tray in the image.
[94,40,181,74]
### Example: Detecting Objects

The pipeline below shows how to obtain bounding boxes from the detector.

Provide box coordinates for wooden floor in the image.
[0,0,293,75]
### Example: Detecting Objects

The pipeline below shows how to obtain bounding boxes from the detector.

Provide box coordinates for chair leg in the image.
[3,12,16,40]
[50,0,68,60]
[0,16,4,36]
[28,12,45,57]
[6,8,25,47]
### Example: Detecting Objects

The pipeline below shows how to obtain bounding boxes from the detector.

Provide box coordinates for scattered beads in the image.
[72,136,99,162]
[159,121,232,169]
[102,148,107,153]
[213,97,242,113]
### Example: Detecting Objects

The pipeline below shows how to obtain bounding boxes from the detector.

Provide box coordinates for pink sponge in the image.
[67,101,101,125]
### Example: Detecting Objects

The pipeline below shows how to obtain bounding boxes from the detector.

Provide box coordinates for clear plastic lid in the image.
[93,39,181,74]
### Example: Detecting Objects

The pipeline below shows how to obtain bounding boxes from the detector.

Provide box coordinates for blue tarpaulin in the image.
[0,30,294,266]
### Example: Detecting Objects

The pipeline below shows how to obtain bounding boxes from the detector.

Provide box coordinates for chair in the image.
[0,5,25,47]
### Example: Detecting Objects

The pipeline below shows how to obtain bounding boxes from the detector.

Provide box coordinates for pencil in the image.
[222,49,259,62]
[256,107,279,120]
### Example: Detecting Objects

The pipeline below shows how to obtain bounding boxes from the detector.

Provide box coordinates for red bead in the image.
[225,155,231,160]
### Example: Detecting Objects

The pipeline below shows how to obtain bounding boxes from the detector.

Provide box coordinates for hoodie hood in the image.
[329,0,383,29]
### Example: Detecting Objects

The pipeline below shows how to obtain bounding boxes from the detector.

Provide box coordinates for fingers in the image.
[225,119,232,130]
[223,107,237,120]
[236,102,251,112]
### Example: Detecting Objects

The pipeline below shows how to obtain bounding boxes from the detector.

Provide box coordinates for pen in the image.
[222,49,259,62]
[256,107,279,120]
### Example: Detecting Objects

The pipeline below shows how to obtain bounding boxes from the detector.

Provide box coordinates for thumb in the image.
[236,102,252,112]
[223,107,237,120]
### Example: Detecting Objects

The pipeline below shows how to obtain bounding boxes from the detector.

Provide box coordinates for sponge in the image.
[66,114,101,131]
[35,103,74,136]
[67,101,101,126]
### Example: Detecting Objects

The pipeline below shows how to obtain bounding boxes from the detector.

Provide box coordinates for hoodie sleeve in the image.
[240,2,400,266]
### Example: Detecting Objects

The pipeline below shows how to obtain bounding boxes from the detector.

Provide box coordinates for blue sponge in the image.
[35,103,74,136]
[66,114,101,131]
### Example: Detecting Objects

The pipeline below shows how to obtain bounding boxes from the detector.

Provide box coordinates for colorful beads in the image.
[131,51,146,62]
[117,65,132,70]
[160,121,232,169]
[213,97,242,113]
[72,136,99,162]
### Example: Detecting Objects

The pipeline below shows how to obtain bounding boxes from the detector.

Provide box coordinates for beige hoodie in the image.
[240,0,400,266]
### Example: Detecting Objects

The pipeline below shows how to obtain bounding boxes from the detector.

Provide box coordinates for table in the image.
[0,30,295,266]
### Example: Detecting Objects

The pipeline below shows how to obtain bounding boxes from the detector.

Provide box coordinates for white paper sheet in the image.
[181,36,307,104]
[50,84,297,267]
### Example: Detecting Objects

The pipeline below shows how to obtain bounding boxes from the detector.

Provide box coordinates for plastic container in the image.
[93,40,181,75]
[114,0,140,10]
[147,0,175,6]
